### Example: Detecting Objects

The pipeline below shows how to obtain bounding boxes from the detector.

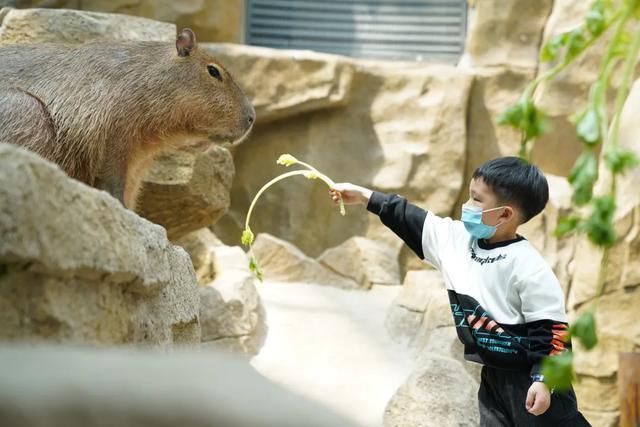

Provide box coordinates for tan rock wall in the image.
[3,0,244,42]
[0,144,201,347]
[211,45,472,260]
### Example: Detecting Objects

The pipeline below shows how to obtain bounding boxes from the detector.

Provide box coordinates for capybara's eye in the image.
[207,65,222,82]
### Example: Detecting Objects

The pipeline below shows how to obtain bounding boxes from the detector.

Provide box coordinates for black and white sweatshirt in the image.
[368,192,570,375]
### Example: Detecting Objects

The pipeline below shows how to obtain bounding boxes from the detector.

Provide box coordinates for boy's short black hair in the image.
[472,156,549,224]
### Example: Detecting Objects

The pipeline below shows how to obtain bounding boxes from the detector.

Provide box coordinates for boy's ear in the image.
[502,206,517,222]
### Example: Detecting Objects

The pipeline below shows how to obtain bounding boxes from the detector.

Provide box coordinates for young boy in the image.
[329,157,590,426]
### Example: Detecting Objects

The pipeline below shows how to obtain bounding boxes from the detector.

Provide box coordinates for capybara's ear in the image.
[176,28,197,57]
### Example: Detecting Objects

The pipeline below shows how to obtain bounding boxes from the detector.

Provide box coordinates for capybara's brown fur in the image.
[0,29,255,208]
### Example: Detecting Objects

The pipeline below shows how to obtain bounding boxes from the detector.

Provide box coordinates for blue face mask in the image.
[461,204,505,240]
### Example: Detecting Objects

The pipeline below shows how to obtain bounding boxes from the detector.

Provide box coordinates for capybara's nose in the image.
[246,103,256,128]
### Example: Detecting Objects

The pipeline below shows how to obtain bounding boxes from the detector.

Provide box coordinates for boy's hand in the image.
[329,183,373,205]
[525,381,551,416]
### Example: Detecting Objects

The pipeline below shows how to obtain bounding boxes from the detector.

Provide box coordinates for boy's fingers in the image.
[525,389,535,411]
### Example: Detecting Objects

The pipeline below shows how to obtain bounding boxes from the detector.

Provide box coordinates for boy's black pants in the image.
[478,366,591,426]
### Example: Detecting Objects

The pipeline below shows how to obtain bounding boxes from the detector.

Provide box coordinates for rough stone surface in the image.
[318,236,401,288]
[1,0,243,42]
[0,6,174,44]
[532,1,640,176]
[199,272,266,356]
[464,0,553,69]
[213,47,472,263]
[173,228,222,284]
[0,345,359,427]
[0,144,200,347]
[252,233,359,289]
[205,44,355,124]
[137,146,235,241]
[383,355,479,427]
[518,174,576,293]
[567,80,640,423]
[385,269,451,348]
[176,228,267,355]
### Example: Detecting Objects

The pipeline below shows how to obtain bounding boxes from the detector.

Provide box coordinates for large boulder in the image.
[175,228,267,355]
[383,269,481,427]
[0,345,361,427]
[206,44,355,124]
[200,242,267,356]
[137,146,235,241]
[0,144,200,347]
[318,236,401,288]
[384,355,479,427]
[385,270,451,348]
[251,233,359,289]
[0,1,243,42]
[0,6,174,44]
[463,0,553,69]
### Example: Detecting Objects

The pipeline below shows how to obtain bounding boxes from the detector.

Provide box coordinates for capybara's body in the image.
[0,29,254,208]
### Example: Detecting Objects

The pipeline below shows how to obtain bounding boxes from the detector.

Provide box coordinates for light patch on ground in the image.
[251,281,414,427]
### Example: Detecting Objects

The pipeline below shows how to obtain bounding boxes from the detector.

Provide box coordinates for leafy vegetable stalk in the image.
[241,154,345,280]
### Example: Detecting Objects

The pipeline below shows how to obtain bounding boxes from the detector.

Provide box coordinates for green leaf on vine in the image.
[568,152,598,206]
[555,215,582,237]
[613,31,632,57]
[541,351,575,391]
[249,256,264,282]
[586,8,606,37]
[567,28,588,59]
[570,310,598,350]
[605,146,639,174]
[585,196,617,246]
[497,97,547,144]
[575,108,601,146]
[541,33,569,63]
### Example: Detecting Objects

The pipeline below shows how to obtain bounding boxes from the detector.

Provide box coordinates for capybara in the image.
[0,28,255,208]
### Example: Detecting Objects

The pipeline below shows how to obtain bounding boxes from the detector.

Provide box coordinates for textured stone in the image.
[251,233,359,289]
[318,236,401,288]
[1,0,243,42]
[384,355,479,427]
[572,290,640,379]
[566,79,640,421]
[214,50,472,261]
[199,271,266,356]
[205,44,355,124]
[0,144,200,347]
[518,174,576,293]
[532,1,640,176]
[0,345,359,427]
[464,0,553,69]
[137,145,235,241]
[385,270,452,349]
[0,6,174,45]
[173,228,222,284]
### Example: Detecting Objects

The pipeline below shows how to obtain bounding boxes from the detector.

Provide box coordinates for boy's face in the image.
[467,177,510,226]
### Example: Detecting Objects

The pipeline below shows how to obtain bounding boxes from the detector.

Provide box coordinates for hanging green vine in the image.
[497,0,640,389]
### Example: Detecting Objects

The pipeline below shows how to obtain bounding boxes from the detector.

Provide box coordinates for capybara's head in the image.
[170,28,255,145]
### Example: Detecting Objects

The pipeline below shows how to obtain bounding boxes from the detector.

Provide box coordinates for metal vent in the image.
[246,0,467,62]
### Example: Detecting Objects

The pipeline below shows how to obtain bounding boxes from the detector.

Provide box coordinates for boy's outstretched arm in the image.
[330,183,427,260]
